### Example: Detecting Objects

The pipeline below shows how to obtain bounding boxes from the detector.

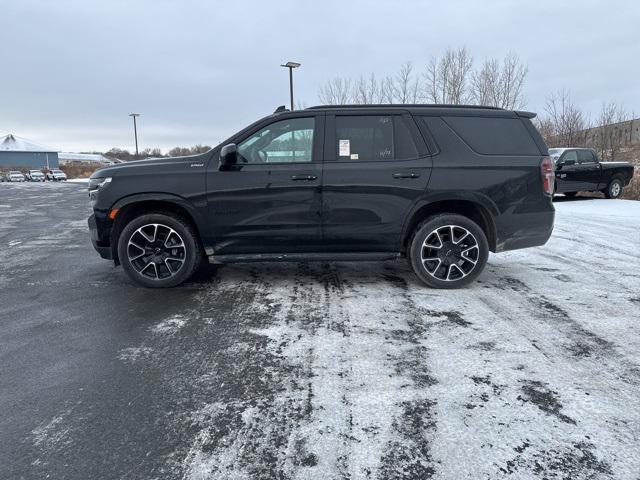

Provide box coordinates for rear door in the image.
[206,113,324,254]
[321,111,431,252]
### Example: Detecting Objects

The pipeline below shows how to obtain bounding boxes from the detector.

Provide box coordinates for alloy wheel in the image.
[127,223,186,280]
[420,225,480,281]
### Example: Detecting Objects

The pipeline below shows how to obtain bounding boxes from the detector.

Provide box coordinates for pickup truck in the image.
[550,148,635,199]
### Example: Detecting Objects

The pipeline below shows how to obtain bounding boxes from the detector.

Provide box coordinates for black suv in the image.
[88,105,555,288]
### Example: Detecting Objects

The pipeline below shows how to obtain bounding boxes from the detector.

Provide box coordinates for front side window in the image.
[335,115,418,161]
[237,117,315,164]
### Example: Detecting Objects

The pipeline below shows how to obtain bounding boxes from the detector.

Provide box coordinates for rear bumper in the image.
[88,214,113,260]
[495,206,555,252]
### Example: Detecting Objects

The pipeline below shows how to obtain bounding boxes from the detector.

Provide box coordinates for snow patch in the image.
[118,346,153,363]
[152,314,187,334]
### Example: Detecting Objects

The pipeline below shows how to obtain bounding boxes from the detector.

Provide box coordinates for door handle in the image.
[392,172,420,179]
[290,175,318,181]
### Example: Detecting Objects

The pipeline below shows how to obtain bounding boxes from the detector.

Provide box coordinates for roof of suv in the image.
[305,104,535,118]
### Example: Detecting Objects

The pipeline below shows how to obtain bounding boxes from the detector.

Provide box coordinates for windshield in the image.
[548,148,565,161]
[30,170,42,174]
[52,170,63,173]
[9,171,21,174]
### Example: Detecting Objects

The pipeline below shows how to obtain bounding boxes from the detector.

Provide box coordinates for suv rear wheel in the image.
[409,214,489,289]
[117,212,202,288]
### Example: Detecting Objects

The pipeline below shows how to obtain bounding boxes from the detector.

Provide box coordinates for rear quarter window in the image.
[440,116,540,156]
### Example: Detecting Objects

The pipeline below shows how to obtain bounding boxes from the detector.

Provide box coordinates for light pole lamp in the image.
[129,113,141,159]
[280,61,301,110]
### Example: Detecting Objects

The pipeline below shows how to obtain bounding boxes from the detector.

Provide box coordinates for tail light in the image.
[541,156,554,196]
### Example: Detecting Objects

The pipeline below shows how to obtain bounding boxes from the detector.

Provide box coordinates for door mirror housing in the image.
[219,143,238,170]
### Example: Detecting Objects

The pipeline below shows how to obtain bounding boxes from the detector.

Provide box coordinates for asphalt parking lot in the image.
[1,182,639,480]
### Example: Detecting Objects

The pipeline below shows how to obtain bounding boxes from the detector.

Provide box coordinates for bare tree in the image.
[535,117,556,148]
[423,47,473,104]
[471,53,528,109]
[594,102,630,160]
[543,90,589,147]
[392,62,420,103]
[353,74,381,104]
[318,77,353,105]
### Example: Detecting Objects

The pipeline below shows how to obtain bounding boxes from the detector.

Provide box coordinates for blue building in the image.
[0,134,59,169]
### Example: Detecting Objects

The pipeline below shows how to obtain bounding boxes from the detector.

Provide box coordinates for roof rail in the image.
[306,104,504,111]
[274,105,288,113]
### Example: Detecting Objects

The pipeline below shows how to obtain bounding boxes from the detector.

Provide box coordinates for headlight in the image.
[88,177,112,192]
[88,177,112,200]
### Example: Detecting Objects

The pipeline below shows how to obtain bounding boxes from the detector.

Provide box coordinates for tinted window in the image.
[563,150,578,162]
[335,115,418,161]
[440,116,540,155]
[238,117,314,164]
[577,150,595,163]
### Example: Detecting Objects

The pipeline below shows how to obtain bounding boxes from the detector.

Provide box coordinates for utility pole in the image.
[280,62,301,110]
[129,113,141,159]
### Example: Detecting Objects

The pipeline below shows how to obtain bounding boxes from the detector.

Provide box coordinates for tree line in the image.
[319,48,528,109]
[104,144,211,161]
[318,47,634,161]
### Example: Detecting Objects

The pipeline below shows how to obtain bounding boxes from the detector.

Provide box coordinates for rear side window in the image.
[577,150,596,163]
[335,115,418,161]
[563,150,578,163]
[439,116,540,155]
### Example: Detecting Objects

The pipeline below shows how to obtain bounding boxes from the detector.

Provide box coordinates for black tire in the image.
[409,214,489,289]
[564,192,578,198]
[603,177,623,199]
[117,212,203,288]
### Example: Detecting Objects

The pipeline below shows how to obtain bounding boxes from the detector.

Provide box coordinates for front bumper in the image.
[88,214,113,260]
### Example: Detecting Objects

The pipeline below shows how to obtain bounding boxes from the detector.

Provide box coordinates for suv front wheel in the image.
[117,212,203,288]
[409,214,489,288]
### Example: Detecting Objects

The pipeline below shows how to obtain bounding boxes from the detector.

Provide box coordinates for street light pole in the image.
[280,61,301,110]
[129,113,141,159]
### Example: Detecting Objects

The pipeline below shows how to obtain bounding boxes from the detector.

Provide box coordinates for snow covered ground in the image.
[1,183,639,479]
[169,198,640,480]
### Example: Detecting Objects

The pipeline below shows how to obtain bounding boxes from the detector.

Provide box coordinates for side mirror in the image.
[219,143,238,170]
[562,159,576,166]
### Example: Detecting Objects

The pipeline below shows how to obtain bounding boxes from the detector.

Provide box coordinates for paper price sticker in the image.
[339,139,350,157]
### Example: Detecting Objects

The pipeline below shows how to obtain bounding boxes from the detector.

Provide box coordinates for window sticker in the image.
[350,153,359,160]
[339,139,350,157]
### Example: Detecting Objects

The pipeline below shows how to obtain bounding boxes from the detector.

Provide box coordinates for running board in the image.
[208,252,402,264]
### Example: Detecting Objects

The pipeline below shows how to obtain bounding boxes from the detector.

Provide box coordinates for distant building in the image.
[59,152,116,165]
[0,134,59,168]
[583,118,640,147]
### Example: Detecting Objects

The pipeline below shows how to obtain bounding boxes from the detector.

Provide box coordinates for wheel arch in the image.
[109,194,204,264]
[402,197,498,252]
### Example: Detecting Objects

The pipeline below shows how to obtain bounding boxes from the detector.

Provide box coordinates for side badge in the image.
[190,163,204,168]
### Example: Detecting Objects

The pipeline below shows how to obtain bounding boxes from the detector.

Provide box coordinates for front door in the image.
[576,149,602,190]
[555,149,580,192]
[206,114,324,254]
[321,112,431,252]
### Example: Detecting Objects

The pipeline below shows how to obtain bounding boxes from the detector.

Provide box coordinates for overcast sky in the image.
[1,0,638,153]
